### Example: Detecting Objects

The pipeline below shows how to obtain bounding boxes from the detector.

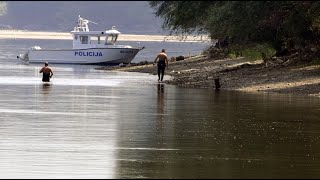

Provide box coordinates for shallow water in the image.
[0,39,320,178]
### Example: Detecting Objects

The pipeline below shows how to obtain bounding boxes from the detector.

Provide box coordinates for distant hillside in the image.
[0,1,165,35]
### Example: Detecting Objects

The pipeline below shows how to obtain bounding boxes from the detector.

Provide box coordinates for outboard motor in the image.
[17,51,30,64]
[17,46,41,64]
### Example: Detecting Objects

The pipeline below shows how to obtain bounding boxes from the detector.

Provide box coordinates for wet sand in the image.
[96,55,320,96]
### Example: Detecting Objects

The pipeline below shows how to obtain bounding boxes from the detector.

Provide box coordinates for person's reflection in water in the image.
[41,83,52,95]
[156,83,165,144]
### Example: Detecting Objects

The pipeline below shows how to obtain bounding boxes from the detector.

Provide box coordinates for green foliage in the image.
[241,48,264,61]
[312,57,320,65]
[148,1,320,57]
[149,1,214,35]
[227,44,276,61]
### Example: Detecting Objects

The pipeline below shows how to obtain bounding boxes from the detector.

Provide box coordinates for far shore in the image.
[0,30,210,43]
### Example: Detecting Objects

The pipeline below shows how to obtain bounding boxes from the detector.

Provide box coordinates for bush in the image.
[227,43,276,61]
[312,57,320,65]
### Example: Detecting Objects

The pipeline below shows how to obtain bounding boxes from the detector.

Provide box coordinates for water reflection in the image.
[1,66,320,178]
[41,83,52,94]
[0,41,320,178]
[156,83,165,143]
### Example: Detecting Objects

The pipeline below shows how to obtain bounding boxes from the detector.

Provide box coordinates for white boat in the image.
[17,15,145,65]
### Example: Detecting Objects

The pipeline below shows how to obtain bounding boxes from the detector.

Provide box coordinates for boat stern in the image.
[17,52,29,64]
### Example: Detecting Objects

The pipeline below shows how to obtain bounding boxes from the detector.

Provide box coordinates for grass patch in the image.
[227,43,276,61]
[311,57,320,65]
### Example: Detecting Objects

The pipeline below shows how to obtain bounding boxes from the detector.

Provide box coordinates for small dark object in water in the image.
[176,56,185,61]
[214,78,221,90]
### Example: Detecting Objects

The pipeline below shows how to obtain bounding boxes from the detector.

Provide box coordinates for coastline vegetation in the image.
[149,1,320,66]
[95,1,319,96]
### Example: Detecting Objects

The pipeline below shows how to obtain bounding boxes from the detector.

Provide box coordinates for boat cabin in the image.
[70,15,121,49]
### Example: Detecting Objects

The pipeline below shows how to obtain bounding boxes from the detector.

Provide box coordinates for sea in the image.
[0,38,319,178]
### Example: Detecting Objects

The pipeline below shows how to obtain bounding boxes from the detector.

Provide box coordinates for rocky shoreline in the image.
[96,55,320,97]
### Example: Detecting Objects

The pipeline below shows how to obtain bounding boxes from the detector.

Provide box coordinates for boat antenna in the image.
[78,15,98,25]
[88,20,98,25]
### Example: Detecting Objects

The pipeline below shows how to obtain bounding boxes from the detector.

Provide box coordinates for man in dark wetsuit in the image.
[39,62,53,82]
[153,49,169,81]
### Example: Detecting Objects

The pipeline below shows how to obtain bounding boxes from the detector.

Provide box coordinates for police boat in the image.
[17,15,145,65]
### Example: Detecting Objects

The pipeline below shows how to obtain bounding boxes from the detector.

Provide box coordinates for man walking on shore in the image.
[153,49,169,82]
[39,62,53,82]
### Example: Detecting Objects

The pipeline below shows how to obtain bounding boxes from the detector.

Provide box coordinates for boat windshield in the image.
[105,34,118,45]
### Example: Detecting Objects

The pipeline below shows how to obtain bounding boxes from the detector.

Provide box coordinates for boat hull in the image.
[27,48,141,65]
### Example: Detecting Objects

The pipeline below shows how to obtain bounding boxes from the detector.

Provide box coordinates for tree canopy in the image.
[0,1,7,16]
[149,1,320,57]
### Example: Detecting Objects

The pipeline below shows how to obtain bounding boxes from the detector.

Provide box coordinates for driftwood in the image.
[220,63,259,72]
[265,52,301,67]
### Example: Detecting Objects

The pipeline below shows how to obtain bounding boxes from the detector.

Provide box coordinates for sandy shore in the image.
[96,55,320,97]
[0,30,210,42]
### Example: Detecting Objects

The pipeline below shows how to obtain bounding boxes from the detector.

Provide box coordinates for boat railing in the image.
[74,15,98,32]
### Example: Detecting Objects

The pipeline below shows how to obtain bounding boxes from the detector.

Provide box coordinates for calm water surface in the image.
[0,39,320,178]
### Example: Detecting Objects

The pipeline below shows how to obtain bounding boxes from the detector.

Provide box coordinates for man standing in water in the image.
[39,62,53,82]
[153,49,169,82]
